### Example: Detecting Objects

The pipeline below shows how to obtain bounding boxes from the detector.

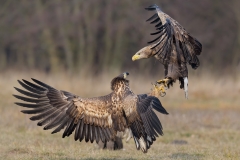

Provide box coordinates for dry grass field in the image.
[0,71,240,160]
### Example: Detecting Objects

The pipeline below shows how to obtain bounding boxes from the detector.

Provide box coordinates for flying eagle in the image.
[132,4,202,98]
[13,72,168,153]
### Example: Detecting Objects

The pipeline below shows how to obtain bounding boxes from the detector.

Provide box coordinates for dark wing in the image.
[13,79,120,144]
[122,94,168,153]
[145,4,202,69]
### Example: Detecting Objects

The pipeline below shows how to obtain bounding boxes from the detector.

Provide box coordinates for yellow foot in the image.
[152,83,167,97]
[156,78,172,88]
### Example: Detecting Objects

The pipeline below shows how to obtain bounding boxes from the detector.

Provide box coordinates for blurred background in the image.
[0,0,240,75]
[0,0,240,159]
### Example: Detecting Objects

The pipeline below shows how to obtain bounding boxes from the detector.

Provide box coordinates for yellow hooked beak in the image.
[132,55,140,61]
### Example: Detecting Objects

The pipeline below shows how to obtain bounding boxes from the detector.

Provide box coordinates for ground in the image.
[0,71,239,160]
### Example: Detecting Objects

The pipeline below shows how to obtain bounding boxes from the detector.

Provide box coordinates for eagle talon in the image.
[160,91,166,97]
[152,83,167,97]
[157,78,174,89]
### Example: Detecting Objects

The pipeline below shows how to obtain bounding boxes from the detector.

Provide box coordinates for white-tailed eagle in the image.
[13,72,168,153]
[132,4,202,98]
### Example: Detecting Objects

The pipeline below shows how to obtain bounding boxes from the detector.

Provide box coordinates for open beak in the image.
[132,55,140,61]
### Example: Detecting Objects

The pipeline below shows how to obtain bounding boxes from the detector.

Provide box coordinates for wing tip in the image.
[20,110,31,114]
[151,98,169,115]
[13,94,19,98]
[29,117,37,121]
[145,4,159,11]
[31,78,38,82]
[37,122,43,126]
[22,79,29,83]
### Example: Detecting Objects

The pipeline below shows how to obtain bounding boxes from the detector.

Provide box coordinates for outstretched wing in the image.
[13,78,119,144]
[122,94,168,153]
[145,4,202,69]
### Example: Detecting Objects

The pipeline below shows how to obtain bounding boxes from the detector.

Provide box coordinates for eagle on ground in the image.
[132,4,202,98]
[13,72,168,153]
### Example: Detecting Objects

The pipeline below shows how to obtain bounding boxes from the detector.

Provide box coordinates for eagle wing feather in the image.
[14,74,168,153]
[14,78,123,143]
[145,4,202,69]
[121,94,168,153]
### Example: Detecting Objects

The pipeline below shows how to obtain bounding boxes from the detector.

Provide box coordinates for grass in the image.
[0,71,240,159]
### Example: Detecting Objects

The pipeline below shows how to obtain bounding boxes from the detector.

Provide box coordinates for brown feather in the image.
[14,73,168,153]
[133,4,202,87]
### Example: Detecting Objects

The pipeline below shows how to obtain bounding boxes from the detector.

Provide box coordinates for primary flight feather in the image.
[13,72,168,153]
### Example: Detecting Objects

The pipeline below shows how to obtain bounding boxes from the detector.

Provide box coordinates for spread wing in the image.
[13,78,123,144]
[145,4,202,69]
[122,93,168,153]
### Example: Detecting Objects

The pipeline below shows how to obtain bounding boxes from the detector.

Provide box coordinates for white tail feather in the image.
[133,136,140,150]
[184,77,188,99]
[139,136,147,153]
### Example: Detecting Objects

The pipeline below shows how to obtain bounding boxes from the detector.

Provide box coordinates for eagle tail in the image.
[133,135,152,153]
[130,120,153,153]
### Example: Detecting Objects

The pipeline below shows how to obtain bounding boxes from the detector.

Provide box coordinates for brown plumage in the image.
[132,4,202,98]
[13,72,168,153]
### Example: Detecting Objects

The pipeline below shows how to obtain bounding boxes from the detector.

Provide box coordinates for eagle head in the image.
[132,46,155,61]
[111,72,129,91]
[122,72,129,79]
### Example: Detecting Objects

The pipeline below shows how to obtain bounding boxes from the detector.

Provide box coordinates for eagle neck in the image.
[113,81,131,100]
